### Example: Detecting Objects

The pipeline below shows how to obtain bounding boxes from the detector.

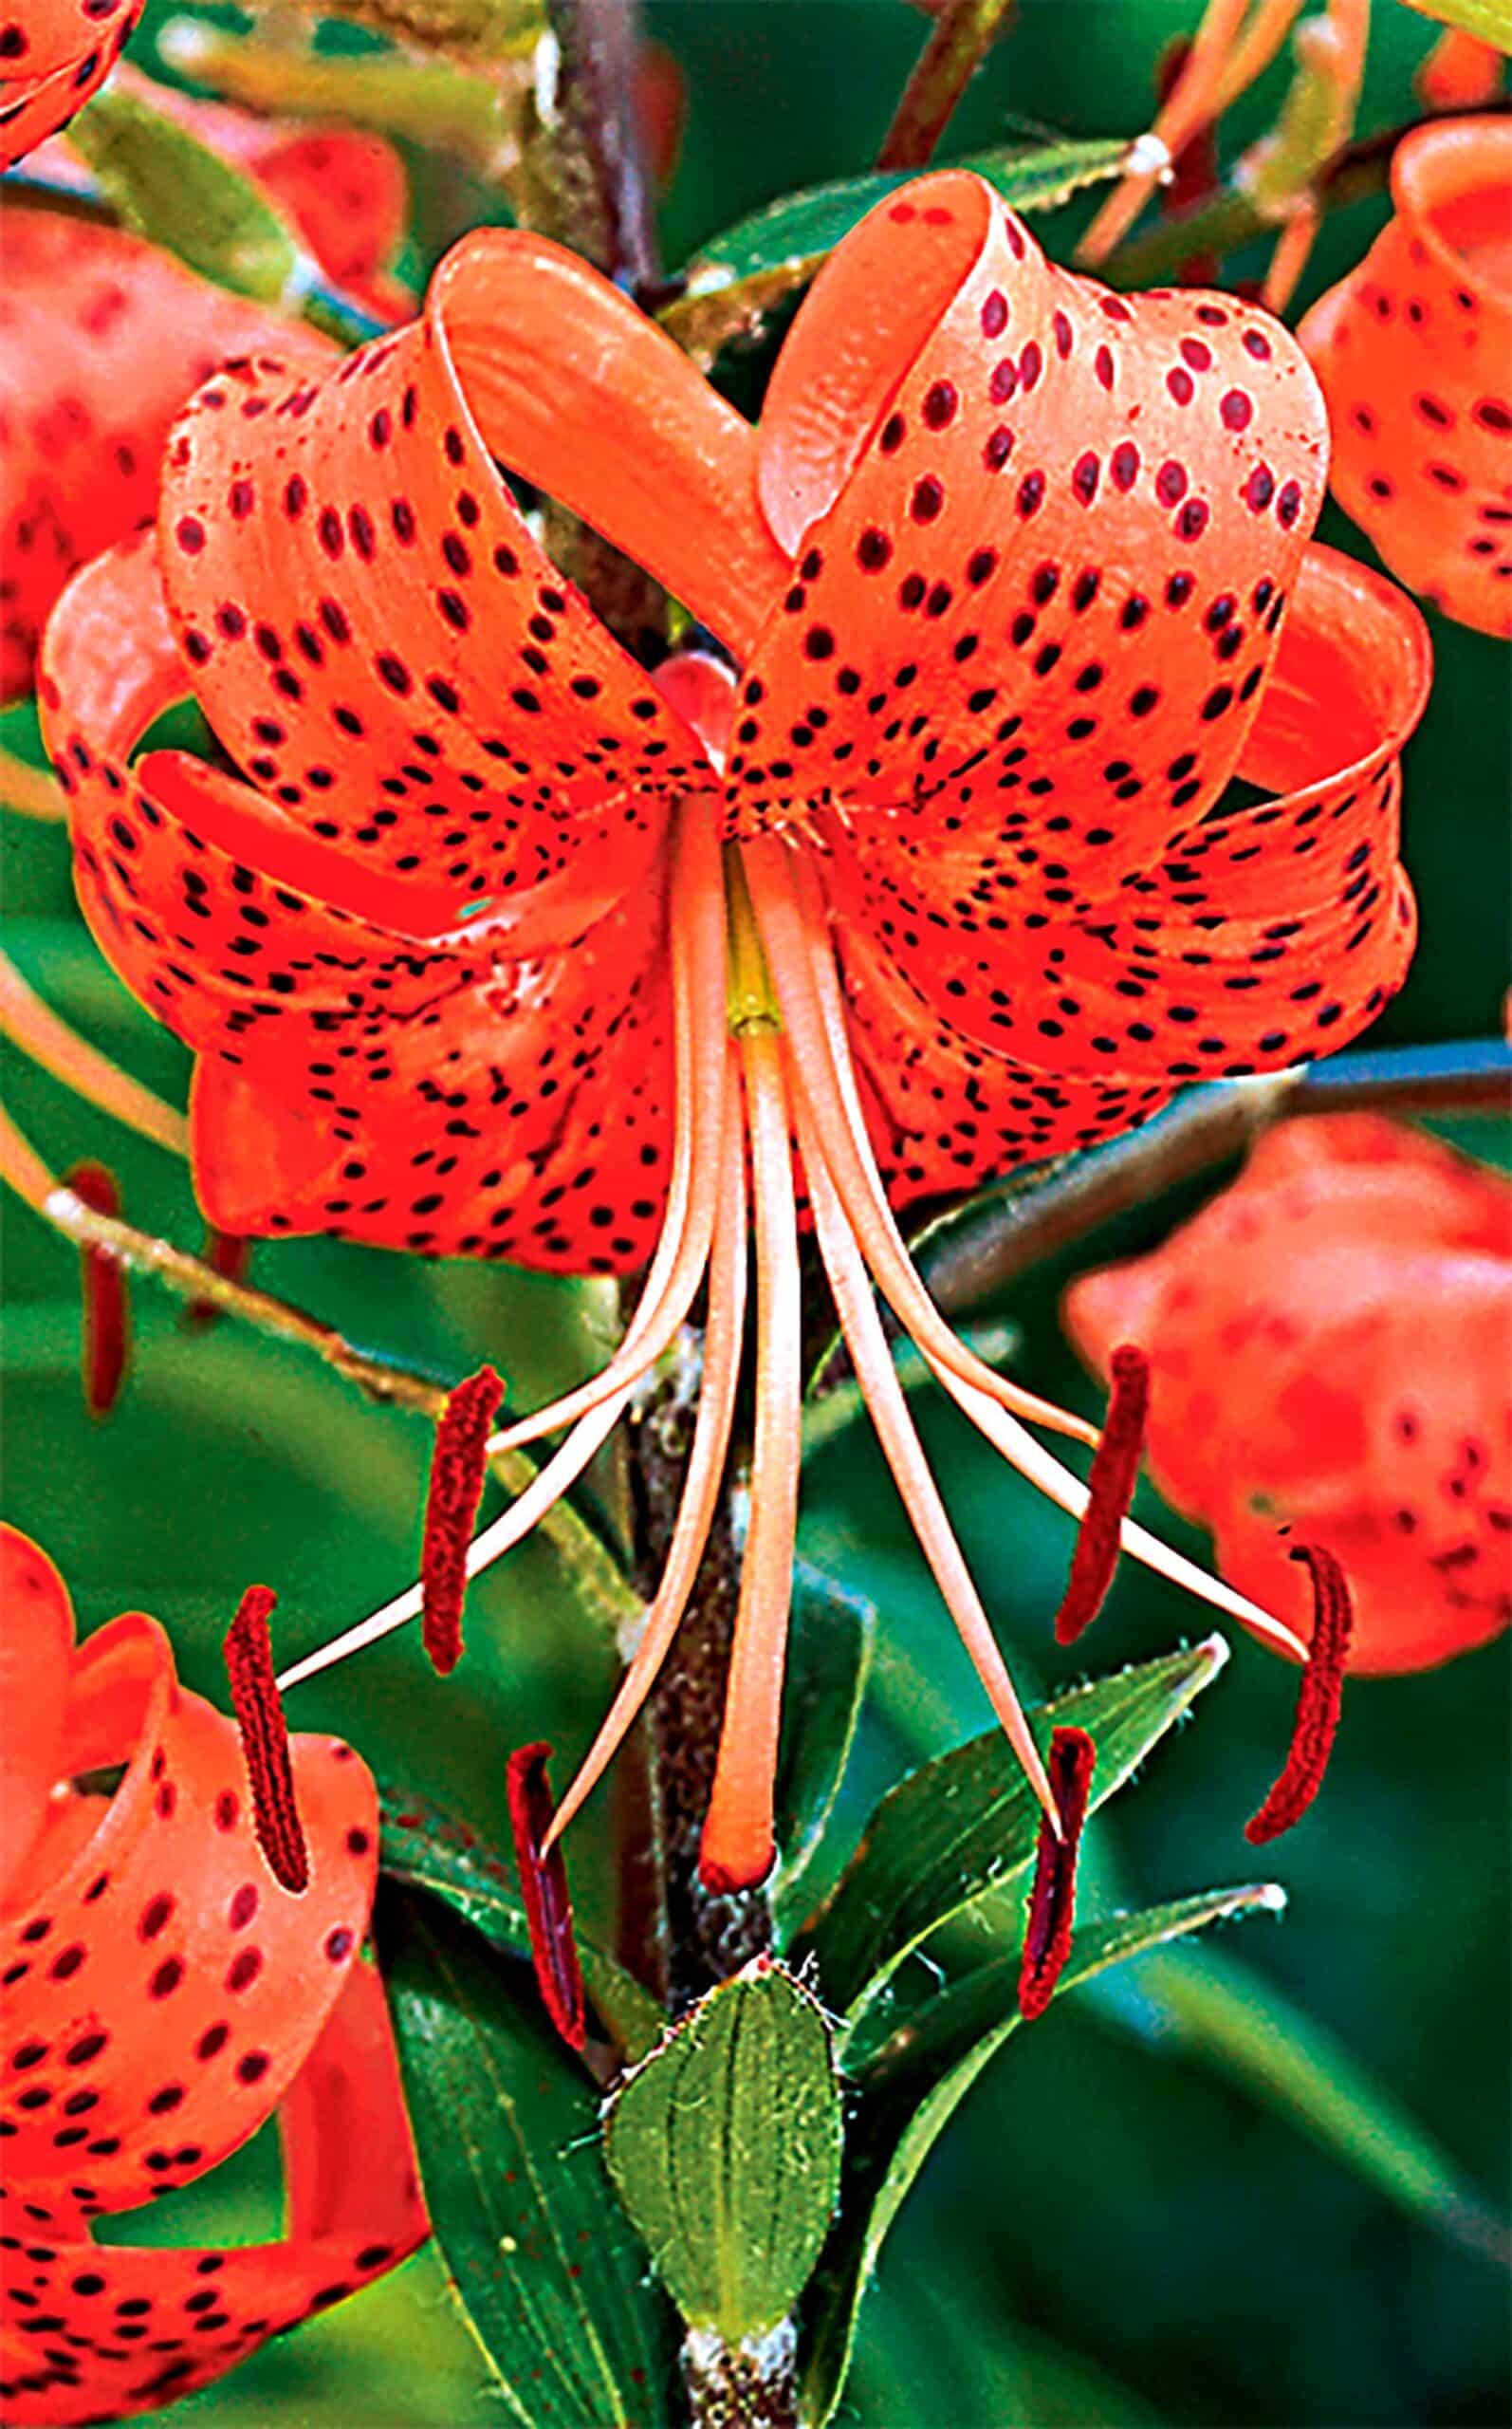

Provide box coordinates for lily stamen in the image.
[224,1585,310,1894]
[1245,1545,1353,1843]
[1054,1343,1152,1645]
[420,1363,505,1676]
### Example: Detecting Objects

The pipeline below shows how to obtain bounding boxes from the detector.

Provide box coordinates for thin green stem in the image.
[876,0,1020,172]
[918,1041,1512,1317]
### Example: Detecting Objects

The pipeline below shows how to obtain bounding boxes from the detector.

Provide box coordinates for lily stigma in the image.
[35,170,1429,1888]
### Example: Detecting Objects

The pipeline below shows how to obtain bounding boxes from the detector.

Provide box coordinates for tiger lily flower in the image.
[0,1526,427,2425]
[41,169,1430,1884]
[0,209,337,702]
[1065,1115,1512,1673]
[0,0,138,172]
[1300,115,1512,638]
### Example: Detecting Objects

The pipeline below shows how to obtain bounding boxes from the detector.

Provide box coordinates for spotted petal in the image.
[0,1530,74,1911]
[0,208,333,702]
[1300,116,1512,639]
[0,1959,426,2425]
[0,0,139,169]
[729,169,1330,881]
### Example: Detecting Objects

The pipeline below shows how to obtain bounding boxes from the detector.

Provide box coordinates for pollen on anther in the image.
[507,1744,586,2052]
[419,1364,505,1676]
[1019,1727,1097,2021]
[1054,1344,1150,1644]
[1245,1547,1353,1844]
[223,1588,309,1894]
[65,1160,128,1420]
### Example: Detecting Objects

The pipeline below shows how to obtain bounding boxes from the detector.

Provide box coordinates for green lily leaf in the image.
[377,1882,675,2426]
[772,1559,876,1919]
[379,1782,664,2063]
[1094,1942,1512,2267]
[791,1638,1229,2024]
[1397,0,1510,46]
[660,137,1136,369]
[604,1959,843,2342]
[68,85,305,306]
[802,1884,1282,2428]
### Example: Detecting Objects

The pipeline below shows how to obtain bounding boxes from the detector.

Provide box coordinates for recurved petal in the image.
[730,170,1329,867]
[0,1530,74,1911]
[155,309,704,919]
[0,208,332,701]
[1300,116,1512,638]
[427,228,787,659]
[0,0,138,169]
[0,1961,426,2426]
[187,866,674,1270]
[0,1606,378,2219]
[826,544,1427,1085]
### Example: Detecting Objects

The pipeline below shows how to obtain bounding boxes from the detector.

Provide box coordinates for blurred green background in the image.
[3,3,1508,2424]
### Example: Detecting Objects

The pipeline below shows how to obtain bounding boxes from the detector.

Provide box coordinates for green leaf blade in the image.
[68,86,303,304]
[377,1882,676,2427]
[605,1961,842,2343]
[794,1636,1229,2022]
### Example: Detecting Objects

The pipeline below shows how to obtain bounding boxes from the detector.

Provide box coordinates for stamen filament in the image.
[802,1108,1060,1835]
[544,1062,747,1850]
[0,949,189,1158]
[928,1356,1311,1661]
[743,838,1098,1450]
[485,810,729,1458]
[700,1032,803,1893]
[1079,0,1250,264]
[224,1585,310,1893]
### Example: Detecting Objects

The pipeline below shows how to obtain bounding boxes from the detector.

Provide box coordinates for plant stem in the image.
[918,1040,1512,1317]
[626,1341,775,2013]
[876,0,1018,172]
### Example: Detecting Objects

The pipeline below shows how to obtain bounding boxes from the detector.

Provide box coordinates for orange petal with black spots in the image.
[1300,116,1512,638]
[0,0,139,170]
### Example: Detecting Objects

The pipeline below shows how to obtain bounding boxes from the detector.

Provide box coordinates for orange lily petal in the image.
[0,0,138,169]
[0,1529,74,1910]
[823,543,1429,1087]
[428,229,788,657]
[0,209,333,702]
[1300,115,1512,638]
[0,1960,426,2425]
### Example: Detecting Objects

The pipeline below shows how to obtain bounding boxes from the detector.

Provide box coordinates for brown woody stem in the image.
[876,0,1019,172]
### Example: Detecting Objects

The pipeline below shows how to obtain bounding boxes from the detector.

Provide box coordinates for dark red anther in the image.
[187,1227,250,1326]
[1018,1726,1097,2022]
[507,1743,586,2053]
[65,1159,128,1418]
[1055,1344,1150,1644]
[1245,1546,1354,1845]
[419,1364,504,1677]
[224,1585,310,1893]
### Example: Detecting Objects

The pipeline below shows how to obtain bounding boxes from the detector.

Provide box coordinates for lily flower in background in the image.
[0,208,336,702]
[1300,116,1512,638]
[40,169,1431,1884]
[1064,1114,1512,1673]
[0,0,138,173]
[0,1525,427,2426]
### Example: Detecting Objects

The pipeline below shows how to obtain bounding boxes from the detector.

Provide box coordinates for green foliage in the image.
[605,1962,843,2341]
[771,1560,876,1917]
[794,1638,1229,2024]
[69,84,304,303]
[377,1882,677,2424]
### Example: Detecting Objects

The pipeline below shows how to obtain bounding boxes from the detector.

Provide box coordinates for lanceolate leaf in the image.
[660,138,1135,368]
[792,1639,1229,2023]
[68,87,304,306]
[604,1960,843,2341]
[1397,0,1511,45]
[772,1561,876,1919]
[379,1783,663,2062]
[377,1882,675,2428]
[1096,1942,1512,2266]
[802,1886,1282,2429]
